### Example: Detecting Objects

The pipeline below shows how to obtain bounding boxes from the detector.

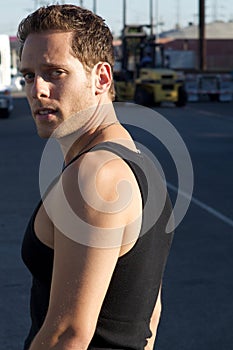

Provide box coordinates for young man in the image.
[18,5,173,350]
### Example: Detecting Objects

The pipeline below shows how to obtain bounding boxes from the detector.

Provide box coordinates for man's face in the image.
[20,31,96,138]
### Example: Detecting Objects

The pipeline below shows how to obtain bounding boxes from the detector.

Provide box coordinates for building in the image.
[160,21,233,72]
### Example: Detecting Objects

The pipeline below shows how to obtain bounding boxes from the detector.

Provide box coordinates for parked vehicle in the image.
[11,73,25,92]
[0,34,13,118]
[0,87,13,118]
[185,73,233,102]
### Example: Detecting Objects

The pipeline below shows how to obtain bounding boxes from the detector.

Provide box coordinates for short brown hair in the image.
[17,4,115,99]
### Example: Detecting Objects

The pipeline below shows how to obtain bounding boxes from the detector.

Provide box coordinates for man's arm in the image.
[29,150,142,350]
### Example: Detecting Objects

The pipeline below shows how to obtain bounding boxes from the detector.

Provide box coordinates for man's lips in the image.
[34,108,58,121]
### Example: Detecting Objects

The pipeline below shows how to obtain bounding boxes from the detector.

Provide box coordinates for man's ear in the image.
[94,62,112,95]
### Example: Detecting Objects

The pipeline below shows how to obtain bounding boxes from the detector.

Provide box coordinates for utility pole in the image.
[149,0,154,36]
[199,0,206,71]
[33,0,39,9]
[93,0,97,13]
[34,0,51,9]
[212,0,218,21]
[155,0,159,43]
[176,0,181,29]
[123,0,126,29]
[122,0,127,71]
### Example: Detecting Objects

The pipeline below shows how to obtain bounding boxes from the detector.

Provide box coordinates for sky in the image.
[1,0,233,37]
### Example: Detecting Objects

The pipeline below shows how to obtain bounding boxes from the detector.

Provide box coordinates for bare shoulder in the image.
[63,147,142,215]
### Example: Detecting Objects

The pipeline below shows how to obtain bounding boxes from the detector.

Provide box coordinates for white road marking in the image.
[186,106,233,122]
[167,182,233,228]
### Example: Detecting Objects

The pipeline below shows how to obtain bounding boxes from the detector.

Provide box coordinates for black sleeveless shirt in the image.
[21,142,173,350]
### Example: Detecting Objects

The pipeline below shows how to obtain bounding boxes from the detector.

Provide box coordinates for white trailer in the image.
[0,34,13,118]
[185,73,233,102]
[0,34,11,85]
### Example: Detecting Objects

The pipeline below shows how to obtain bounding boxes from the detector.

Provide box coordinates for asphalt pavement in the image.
[0,95,233,350]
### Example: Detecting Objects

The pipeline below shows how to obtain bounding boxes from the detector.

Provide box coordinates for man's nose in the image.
[31,76,50,99]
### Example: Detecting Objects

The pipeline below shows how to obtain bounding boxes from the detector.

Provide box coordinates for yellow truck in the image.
[114,25,187,107]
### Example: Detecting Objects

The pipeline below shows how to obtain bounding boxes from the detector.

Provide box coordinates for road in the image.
[0,95,233,350]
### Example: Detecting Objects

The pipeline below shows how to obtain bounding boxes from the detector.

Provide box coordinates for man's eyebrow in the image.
[19,67,31,74]
[41,63,70,69]
[19,63,70,73]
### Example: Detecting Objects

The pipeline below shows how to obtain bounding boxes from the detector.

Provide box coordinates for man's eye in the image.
[23,73,34,82]
[51,70,64,77]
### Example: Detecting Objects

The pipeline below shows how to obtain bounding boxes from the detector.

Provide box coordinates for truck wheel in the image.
[0,108,10,118]
[175,86,187,107]
[134,87,153,106]
[209,94,219,102]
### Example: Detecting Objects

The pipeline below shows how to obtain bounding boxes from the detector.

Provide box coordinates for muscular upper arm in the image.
[46,231,122,347]
[35,150,142,349]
